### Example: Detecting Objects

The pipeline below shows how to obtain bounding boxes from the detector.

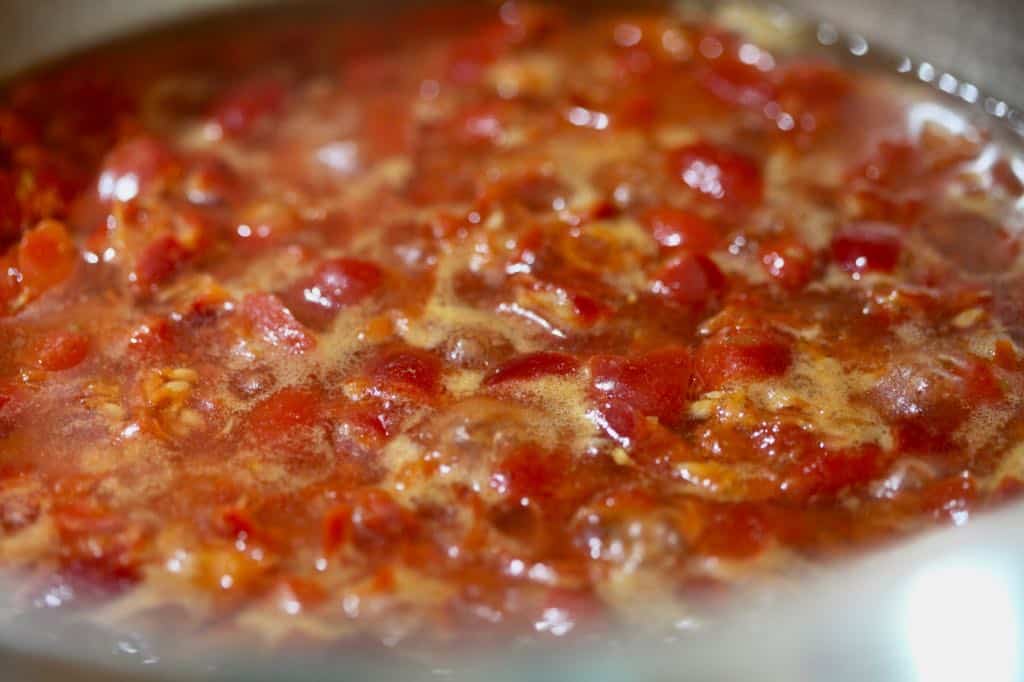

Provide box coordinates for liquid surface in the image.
[0,0,1023,651]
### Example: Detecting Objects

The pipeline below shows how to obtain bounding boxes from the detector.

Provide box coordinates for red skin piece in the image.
[759,237,816,290]
[666,142,763,206]
[240,293,316,354]
[697,327,793,389]
[50,501,140,583]
[831,222,903,274]
[773,61,852,137]
[698,40,775,108]
[589,347,693,441]
[209,75,288,137]
[960,359,1003,403]
[695,504,770,559]
[366,347,443,399]
[916,211,1016,275]
[322,489,416,555]
[34,331,90,371]
[321,505,350,556]
[535,588,608,637]
[917,474,976,524]
[217,506,256,540]
[894,420,952,454]
[96,136,180,204]
[132,235,191,293]
[484,351,580,386]
[329,400,389,447]
[281,258,383,329]
[17,220,77,297]
[127,317,176,359]
[643,207,719,252]
[272,576,328,613]
[882,356,1002,454]
[792,445,883,497]
[245,386,324,445]
[651,253,727,308]
[569,292,612,325]
[491,447,567,501]
[184,157,242,206]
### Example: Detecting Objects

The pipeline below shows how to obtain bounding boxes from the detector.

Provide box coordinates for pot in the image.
[1,2,1022,680]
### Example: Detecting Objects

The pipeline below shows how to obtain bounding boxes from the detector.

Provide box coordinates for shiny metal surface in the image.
[3,0,1023,102]
[2,503,1024,681]
[1,1,1023,680]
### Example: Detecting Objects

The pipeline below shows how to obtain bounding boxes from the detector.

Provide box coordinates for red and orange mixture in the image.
[1,1,1023,646]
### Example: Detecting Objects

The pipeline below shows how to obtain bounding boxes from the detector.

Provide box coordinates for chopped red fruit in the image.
[217,506,256,539]
[366,347,442,399]
[328,401,390,454]
[958,359,1003,404]
[96,136,181,204]
[245,386,324,444]
[697,36,775,108]
[569,292,612,325]
[320,503,350,556]
[917,474,976,524]
[273,576,328,613]
[210,75,288,137]
[281,258,383,329]
[484,351,579,385]
[697,327,792,389]
[492,447,566,501]
[240,292,316,353]
[477,171,570,215]
[34,331,90,371]
[667,142,763,206]
[131,235,191,294]
[696,503,770,559]
[793,445,883,496]
[916,211,1016,275]
[127,317,176,359]
[17,220,77,297]
[643,207,719,252]
[759,237,815,290]
[651,253,727,308]
[831,222,903,274]
[323,489,416,555]
[535,588,607,636]
[184,157,241,206]
[773,61,852,138]
[590,347,693,441]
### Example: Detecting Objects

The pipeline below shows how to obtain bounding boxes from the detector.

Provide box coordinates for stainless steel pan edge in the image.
[2,0,1022,117]
[1,1,1023,680]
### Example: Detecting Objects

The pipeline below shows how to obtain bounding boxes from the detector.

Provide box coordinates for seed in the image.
[167,368,199,383]
[98,403,126,420]
[162,380,193,395]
